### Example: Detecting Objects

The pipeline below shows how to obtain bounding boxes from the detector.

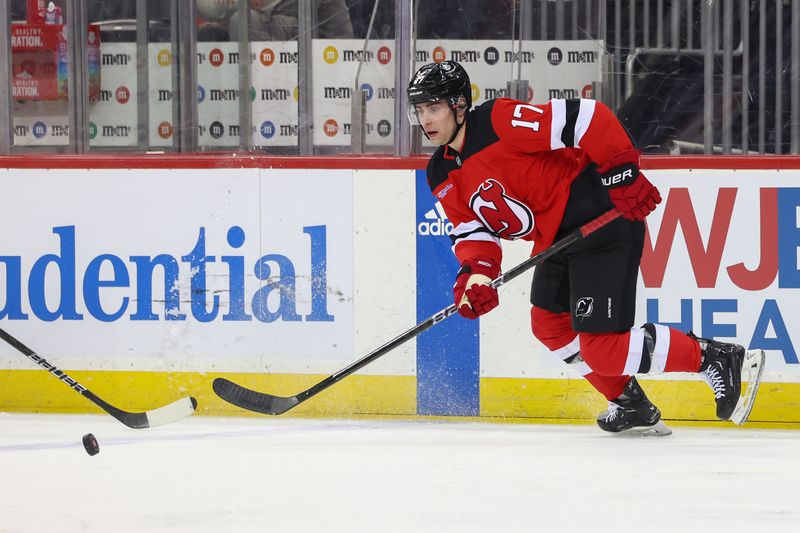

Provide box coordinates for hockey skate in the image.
[597,376,672,437]
[691,332,766,425]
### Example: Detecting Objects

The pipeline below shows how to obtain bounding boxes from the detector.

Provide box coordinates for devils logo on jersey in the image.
[469,179,534,239]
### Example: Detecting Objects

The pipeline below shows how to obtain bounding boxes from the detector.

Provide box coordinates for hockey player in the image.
[407,61,757,434]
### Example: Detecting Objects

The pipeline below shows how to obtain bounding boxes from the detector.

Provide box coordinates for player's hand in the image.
[453,257,500,319]
[597,149,662,221]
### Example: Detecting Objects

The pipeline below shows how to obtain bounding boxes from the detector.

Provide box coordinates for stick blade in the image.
[93,394,198,429]
[213,378,298,415]
[142,396,198,428]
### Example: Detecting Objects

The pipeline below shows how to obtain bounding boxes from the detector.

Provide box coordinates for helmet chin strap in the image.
[445,109,466,146]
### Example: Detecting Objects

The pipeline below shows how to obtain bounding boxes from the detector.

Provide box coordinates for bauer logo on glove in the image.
[597,149,662,221]
[600,165,636,187]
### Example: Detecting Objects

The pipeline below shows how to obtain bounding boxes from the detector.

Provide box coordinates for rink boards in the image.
[0,156,798,425]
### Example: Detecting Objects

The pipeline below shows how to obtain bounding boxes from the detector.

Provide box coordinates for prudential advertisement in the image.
[0,168,354,368]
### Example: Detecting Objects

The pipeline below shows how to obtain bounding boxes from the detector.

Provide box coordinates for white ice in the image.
[1,413,798,532]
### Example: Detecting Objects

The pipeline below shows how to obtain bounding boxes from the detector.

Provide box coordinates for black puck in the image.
[82,433,100,456]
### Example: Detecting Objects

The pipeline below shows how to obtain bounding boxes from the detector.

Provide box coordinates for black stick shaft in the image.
[0,327,123,413]
[295,209,622,404]
[0,327,93,396]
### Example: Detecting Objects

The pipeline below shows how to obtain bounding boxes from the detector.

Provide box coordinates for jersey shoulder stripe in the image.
[560,99,581,147]
[550,98,597,149]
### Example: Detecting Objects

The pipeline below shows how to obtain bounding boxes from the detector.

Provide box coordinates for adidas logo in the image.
[418,202,454,236]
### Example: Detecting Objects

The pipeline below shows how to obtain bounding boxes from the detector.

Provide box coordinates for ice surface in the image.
[1,414,797,532]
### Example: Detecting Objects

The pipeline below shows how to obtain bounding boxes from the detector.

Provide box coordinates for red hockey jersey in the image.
[426,98,637,264]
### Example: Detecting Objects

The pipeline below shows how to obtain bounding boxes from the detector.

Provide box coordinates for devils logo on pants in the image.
[575,297,594,319]
[469,179,534,239]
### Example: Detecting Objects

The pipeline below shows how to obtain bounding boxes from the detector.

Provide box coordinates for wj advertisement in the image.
[640,169,800,381]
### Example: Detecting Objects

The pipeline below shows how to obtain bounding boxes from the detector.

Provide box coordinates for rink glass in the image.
[1,0,798,156]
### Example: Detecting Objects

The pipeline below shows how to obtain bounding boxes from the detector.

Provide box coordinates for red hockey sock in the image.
[531,306,630,401]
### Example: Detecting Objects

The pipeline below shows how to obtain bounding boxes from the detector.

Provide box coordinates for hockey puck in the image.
[82,433,100,456]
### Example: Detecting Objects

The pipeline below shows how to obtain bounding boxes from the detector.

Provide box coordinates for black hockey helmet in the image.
[407,61,472,124]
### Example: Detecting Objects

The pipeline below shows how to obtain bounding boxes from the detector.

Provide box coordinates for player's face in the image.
[412,100,455,145]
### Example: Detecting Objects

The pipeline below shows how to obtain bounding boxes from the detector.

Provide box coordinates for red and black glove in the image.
[453,257,501,319]
[597,149,662,221]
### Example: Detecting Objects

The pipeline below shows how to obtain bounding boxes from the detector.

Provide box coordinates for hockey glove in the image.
[597,149,662,221]
[453,257,501,319]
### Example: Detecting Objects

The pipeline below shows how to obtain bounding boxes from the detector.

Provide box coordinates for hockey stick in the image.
[214,209,623,415]
[0,327,197,429]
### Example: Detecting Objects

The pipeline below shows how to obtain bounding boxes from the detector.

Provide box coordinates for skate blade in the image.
[731,349,766,426]
[611,420,672,437]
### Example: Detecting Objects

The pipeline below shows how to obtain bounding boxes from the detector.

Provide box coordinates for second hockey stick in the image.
[214,209,623,416]
[0,327,197,429]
